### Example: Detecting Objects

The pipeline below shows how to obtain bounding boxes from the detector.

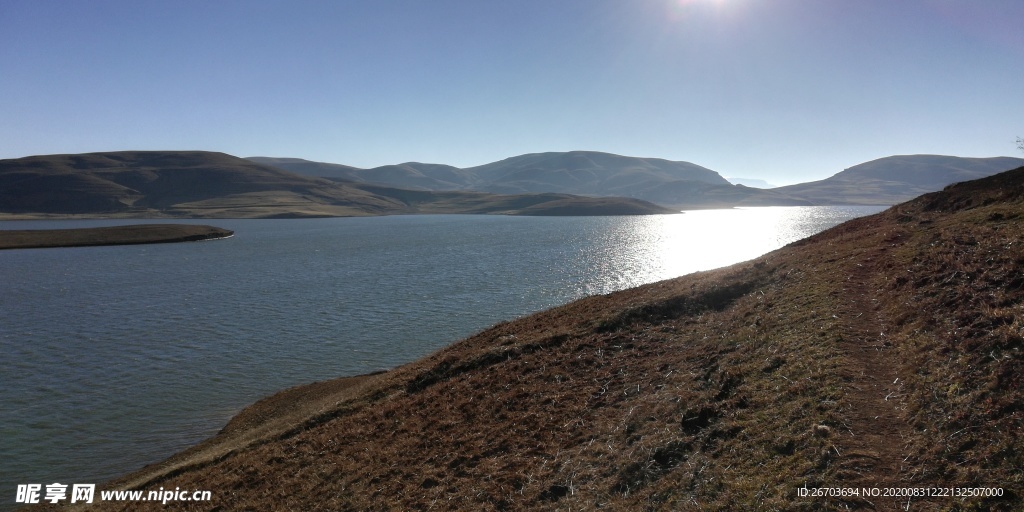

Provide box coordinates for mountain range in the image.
[250,151,813,209]
[773,154,1024,204]
[0,151,673,218]
[252,151,1024,208]
[2,150,1022,218]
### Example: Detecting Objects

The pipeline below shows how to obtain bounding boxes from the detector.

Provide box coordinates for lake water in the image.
[0,206,884,498]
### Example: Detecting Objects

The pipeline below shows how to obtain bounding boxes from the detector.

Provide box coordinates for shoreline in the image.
[101,370,391,494]
[0,224,234,250]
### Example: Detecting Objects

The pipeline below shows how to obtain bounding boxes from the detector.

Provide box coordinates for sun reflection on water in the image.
[0,206,886,492]
[579,206,885,296]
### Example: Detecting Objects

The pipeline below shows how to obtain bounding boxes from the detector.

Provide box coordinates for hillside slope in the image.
[0,151,407,218]
[349,184,675,216]
[775,154,1024,205]
[255,153,1024,208]
[462,150,729,191]
[99,167,1024,511]
[254,151,810,208]
[247,157,475,191]
[464,151,811,208]
[0,151,674,218]
[244,157,365,179]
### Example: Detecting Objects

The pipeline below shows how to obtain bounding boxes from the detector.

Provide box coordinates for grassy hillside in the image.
[0,151,406,218]
[463,151,730,191]
[244,157,365,179]
[246,157,474,191]
[254,151,811,208]
[774,155,1024,205]
[0,151,674,219]
[96,167,1024,510]
[350,184,676,216]
[255,153,1024,208]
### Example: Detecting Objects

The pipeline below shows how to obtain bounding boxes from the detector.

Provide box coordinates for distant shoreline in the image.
[0,224,234,250]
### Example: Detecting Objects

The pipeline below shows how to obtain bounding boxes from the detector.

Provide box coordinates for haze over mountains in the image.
[774,155,1024,205]
[251,151,813,209]
[2,150,1022,218]
[0,151,673,218]
[252,151,1024,208]
[725,177,776,189]
[0,151,405,218]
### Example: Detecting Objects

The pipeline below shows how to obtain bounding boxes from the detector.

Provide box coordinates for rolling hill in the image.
[461,151,729,193]
[98,167,1024,510]
[248,157,473,191]
[774,154,1024,205]
[257,152,1024,208]
[8,150,1022,218]
[254,151,811,208]
[0,151,672,218]
[0,151,405,218]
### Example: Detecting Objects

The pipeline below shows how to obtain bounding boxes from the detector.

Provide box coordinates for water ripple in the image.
[0,208,884,493]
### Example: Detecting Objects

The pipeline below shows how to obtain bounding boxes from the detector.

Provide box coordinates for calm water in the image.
[0,207,884,498]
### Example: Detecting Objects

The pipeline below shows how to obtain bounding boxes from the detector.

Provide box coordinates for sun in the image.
[673,0,729,5]
[665,0,734,19]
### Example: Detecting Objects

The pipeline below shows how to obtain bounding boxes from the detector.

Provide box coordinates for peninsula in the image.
[0,224,233,250]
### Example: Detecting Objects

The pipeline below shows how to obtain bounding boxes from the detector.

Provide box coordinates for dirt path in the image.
[833,243,914,509]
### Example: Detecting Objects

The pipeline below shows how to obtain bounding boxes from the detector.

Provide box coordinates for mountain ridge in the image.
[4,150,1023,218]
[255,152,1024,208]
[254,151,810,208]
[774,154,1024,205]
[0,151,674,218]
[0,150,404,218]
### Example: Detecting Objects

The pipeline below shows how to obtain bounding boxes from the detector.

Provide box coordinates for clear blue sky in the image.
[2,0,1021,185]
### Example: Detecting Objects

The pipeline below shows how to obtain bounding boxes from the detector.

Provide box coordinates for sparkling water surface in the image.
[0,207,884,497]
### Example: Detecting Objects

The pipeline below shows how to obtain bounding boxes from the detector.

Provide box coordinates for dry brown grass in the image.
[78,168,1024,511]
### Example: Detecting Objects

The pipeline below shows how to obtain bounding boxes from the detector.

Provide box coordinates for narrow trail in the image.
[833,242,915,509]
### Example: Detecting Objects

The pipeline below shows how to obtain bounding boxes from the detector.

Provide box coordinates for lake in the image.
[0,206,885,497]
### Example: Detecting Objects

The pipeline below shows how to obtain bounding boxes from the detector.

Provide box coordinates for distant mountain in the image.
[12,152,1014,218]
[0,151,672,218]
[251,151,729,194]
[726,177,776,188]
[256,152,1024,208]
[774,155,1024,205]
[461,151,810,208]
[246,157,364,179]
[247,157,473,190]
[461,151,728,192]
[363,163,471,191]
[254,151,811,208]
[0,151,405,218]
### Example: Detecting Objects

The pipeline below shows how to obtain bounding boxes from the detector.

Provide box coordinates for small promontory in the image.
[0,224,233,250]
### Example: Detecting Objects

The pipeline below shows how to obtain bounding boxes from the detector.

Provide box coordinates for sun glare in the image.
[665,0,735,22]
[671,0,729,8]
